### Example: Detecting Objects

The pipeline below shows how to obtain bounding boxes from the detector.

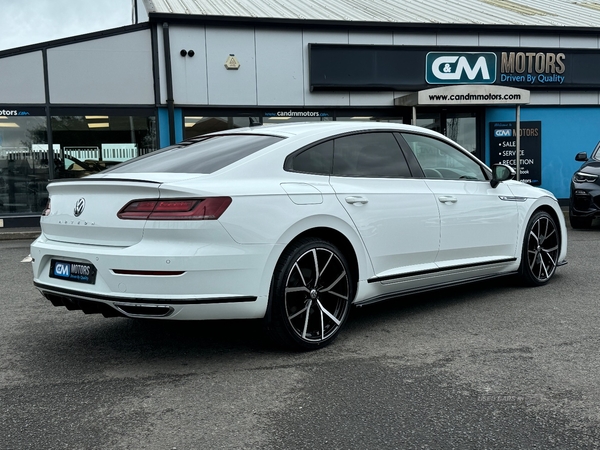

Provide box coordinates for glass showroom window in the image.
[184,116,259,139]
[51,115,156,178]
[0,115,49,214]
[184,115,333,139]
[261,115,332,126]
[335,116,404,123]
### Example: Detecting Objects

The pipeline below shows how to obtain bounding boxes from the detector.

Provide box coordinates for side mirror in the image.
[575,152,589,162]
[490,164,515,188]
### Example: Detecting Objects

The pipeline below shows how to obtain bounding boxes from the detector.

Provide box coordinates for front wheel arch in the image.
[518,207,561,286]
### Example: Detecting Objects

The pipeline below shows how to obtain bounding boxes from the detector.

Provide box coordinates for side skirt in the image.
[367,258,517,284]
[354,271,518,308]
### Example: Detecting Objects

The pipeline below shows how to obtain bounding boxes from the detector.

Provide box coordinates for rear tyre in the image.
[519,211,560,286]
[265,237,354,351]
[569,213,592,229]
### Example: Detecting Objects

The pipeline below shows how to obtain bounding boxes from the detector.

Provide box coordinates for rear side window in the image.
[289,141,333,175]
[104,134,284,174]
[333,132,411,178]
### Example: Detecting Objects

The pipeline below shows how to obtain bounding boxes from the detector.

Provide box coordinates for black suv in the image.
[570,142,600,228]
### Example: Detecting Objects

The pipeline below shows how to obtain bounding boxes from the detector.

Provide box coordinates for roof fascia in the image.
[0,23,151,58]
[147,11,600,35]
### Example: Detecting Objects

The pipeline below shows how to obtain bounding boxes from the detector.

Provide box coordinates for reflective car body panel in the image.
[40,180,161,246]
[425,178,519,265]
[331,176,440,276]
[500,181,568,263]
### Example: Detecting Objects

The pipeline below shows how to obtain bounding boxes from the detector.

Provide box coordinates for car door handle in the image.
[345,196,369,205]
[438,196,457,204]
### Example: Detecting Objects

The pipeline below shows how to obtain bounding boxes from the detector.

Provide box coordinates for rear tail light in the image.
[117,197,232,220]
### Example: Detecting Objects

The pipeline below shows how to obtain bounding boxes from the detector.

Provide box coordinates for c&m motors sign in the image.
[426,52,497,85]
[309,44,600,90]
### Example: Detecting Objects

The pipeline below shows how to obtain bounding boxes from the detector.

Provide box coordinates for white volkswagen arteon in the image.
[31,122,567,350]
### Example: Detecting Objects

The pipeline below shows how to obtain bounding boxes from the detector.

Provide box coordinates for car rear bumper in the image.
[30,232,273,320]
[34,281,265,320]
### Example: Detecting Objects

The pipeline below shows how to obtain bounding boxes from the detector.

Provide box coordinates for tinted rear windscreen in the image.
[104,134,284,174]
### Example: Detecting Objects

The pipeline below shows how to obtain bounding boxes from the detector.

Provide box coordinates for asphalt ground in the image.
[1,223,600,449]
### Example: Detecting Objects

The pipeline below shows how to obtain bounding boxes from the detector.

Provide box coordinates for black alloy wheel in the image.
[519,210,560,286]
[266,237,353,350]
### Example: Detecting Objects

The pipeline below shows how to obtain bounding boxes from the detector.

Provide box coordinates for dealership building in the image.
[2,0,600,226]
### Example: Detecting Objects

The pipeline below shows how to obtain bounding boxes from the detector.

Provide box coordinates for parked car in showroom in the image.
[569,142,600,228]
[31,122,568,350]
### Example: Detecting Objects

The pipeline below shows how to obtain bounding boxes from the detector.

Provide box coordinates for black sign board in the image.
[489,121,542,186]
[309,44,600,91]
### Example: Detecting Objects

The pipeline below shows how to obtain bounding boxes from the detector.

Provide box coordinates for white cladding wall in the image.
[256,29,304,105]
[168,26,208,104]
[206,28,258,105]
[0,52,45,103]
[163,25,600,107]
[47,30,154,105]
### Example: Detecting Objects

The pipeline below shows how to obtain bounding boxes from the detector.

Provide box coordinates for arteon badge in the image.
[74,198,86,217]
